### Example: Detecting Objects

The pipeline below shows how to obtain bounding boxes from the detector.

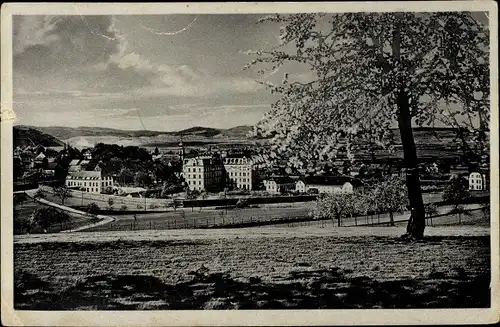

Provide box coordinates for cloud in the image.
[13,15,121,73]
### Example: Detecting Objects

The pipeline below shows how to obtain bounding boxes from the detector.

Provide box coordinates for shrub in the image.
[33,189,45,199]
[86,202,100,215]
[120,205,128,211]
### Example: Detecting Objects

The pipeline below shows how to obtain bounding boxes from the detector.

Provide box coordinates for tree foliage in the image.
[312,192,358,227]
[247,12,489,238]
[134,172,153,188]
[442,176,471,208]
[86,202,100,215]
[33,189,45,199]
[32,207,71,232]
[374,176,409,225]
[53,186,72,205]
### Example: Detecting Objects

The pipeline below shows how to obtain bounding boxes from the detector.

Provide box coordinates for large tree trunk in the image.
[389,211,395,226]
[392,19,425,239]
[397,90,426,239]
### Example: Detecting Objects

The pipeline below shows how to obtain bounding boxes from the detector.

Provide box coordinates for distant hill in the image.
[170,126,222,138]
[13,126,64,147]
[24,126,166,140]
[17,124,461,151]
[21,125,255,141]
[216,125,254,138]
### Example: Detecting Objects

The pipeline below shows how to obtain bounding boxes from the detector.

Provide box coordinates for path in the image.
[24,189,116,232]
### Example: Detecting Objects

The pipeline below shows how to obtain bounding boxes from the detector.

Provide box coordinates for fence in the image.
[86,204,488,232]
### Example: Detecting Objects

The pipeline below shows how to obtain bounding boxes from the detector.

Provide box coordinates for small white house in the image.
[295,176,363,194]
[469,172,487,191]
[263,177,295,194]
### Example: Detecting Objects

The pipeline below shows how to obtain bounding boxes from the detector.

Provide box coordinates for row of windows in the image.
[230,178,250,183]
[228,171,249,177]
[186,173,222,180]
[186,165,251,173]
[188,180,202,185]
[67,181,111,187]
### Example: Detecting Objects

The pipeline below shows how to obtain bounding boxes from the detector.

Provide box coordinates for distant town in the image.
[13,125,490,204]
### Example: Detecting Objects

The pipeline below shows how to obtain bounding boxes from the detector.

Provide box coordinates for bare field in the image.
[14,227,490,309]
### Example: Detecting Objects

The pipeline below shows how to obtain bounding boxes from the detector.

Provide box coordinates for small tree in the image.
[448,204,471,224]
[86,202,100,215]
[14,215,33,235]
[32,207,56,232]
[53,186,71,205]
[54,210,71,230]
[107,198,115,210]
[481,205,490,220]
[86,212,100,224]
[424,203,439,227]
[172,196,179,212]
[375,176,409,226]
[312,193,354,227]
[443,176,471,210]
[352,191,370,226]
[33,189,45,199]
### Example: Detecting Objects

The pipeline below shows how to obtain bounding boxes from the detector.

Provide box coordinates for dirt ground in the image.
[14,227,490,310]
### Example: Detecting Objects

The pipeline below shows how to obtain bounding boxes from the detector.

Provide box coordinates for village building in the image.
[263,176,295,194]
[183,154,224,192]
[223,155,255,190]
[469,172,488,191]
[33,152,48,169]
[295,176,363,194]
[82,149,93,160]
[65,171,114,194]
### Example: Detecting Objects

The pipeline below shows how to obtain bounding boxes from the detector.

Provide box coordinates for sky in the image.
[13,14,292,131]
[12,13,488,132]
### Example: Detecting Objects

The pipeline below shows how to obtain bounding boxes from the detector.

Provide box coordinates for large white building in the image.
[295,176,363,194]
[183,155,224,192]
[223,155,256,190]
[65,171,114,194]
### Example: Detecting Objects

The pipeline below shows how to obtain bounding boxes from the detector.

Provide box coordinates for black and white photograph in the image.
[1,2,498,326]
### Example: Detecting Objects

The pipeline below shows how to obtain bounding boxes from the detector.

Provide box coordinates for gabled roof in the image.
[265,176,295,184]
[300,175,363,187]
[35,152,46,160]
[69,159,81,166]
[67,171,102,180]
